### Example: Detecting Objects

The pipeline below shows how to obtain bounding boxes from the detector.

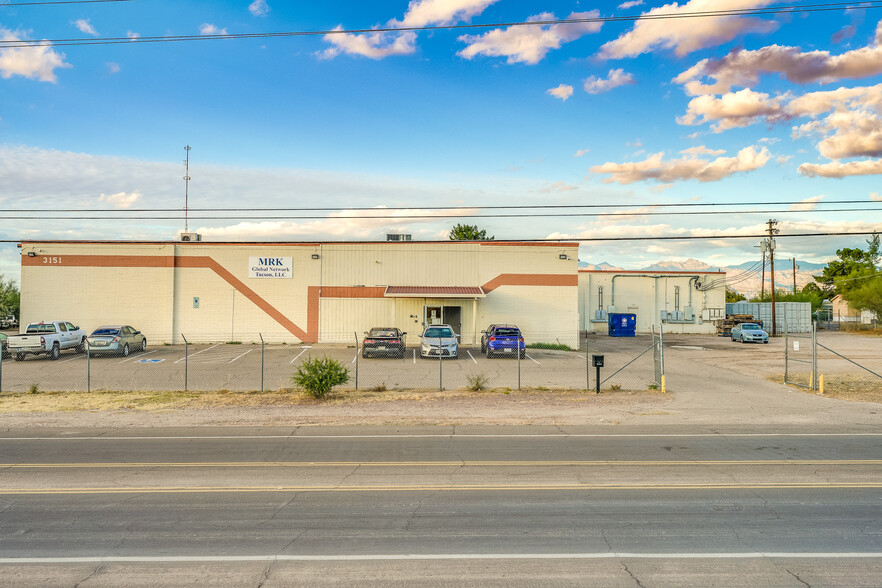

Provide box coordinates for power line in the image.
[0,199,876,213]
[2,1,879,48]
[2,231,878,244]
[0,0,133,5]
[0,207,877,220]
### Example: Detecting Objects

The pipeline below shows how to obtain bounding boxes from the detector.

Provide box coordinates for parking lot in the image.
[0,333,661,393]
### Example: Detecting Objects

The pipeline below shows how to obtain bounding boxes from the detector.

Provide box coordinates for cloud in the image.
[583,68,635,94]
[590,145,770,184]
[798,159,882,178]
[547,84,573,101]
[598,0,779,60]
[73,19,98,36]
[789,195,824,211]
[777,155,792,164]
[98,191,141,208]
[618,0,644,9]
[0,27,71,83]
[574,148,590,157]
[540,181,578,193]
[199,24,228,36]
[319,28,417,60]
[106,62,120,75]
[679,145,726,156]
[248,0,270,17]
[677,88,790,132]
[458,11,603,65]
[675,20,882,95]
[390,0,499,27]
[832,24,856,44]
[127,31,139,40]
[871,192,881,201]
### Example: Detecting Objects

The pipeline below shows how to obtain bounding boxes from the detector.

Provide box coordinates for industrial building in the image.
[17,240,581,347]
[579,270,727,335]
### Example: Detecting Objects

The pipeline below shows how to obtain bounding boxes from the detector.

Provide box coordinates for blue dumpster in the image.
[608,313,636,337]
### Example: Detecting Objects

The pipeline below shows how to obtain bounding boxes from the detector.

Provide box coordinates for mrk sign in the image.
[249,256,293,279]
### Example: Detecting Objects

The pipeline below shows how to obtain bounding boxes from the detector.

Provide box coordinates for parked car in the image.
[731,322,769,344]
[87,325,147,357]
[0,332,8,359]
[420,324,459,359]
[481,324,526,358]
[7,321,86,361]
[362,327,406,358]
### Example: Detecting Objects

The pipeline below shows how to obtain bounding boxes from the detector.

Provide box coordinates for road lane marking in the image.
[1,482,881,495]
[2,459,880,468]
[2,553,882,563]
[229,349,252,364]
[3,433,882,441]
[466,350,477,364]
[290,349,309,364]
[174,343,221,364]
[526,354,540,365]
[119,349,157,364]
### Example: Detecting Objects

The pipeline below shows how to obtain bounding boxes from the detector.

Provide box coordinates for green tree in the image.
[0,274,20,319]
[815,233,880,296]
[726,287,745,303]
[845,274,882,319]
[448,224,494,241]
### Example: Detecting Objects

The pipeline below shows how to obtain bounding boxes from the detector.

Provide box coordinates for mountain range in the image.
[579,258,826,298]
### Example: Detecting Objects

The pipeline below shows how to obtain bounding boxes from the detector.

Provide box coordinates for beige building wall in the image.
[19,241,580,347]
[579,271,726,334]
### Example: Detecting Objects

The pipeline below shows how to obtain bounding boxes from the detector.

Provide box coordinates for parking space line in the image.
[229,349,252,363]
[526,354,540,365]
[59,354,85,364]
[351,354,357,364]
[119,350,157,364]
[412,349,416,364]
[174,343,221,364]
[290,348,309,364]
[466,350,477,364]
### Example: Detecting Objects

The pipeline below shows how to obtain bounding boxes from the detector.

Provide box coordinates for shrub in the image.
[526,342,573,351]
[28,383,39,395]
[466,373,489,391]
[291,356,350,399]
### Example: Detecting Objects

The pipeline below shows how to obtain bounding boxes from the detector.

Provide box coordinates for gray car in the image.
[731,322,769,344]
[87,325,147,357]
[420,324,459,359]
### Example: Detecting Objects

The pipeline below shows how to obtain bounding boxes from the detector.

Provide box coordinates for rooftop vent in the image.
[386,234,412,242]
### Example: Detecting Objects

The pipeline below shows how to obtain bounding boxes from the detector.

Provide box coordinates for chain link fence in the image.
[0,327,666,395]
[785,325,882,395]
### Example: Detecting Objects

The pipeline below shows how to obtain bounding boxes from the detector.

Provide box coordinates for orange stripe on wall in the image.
[319,287,386,298]
[482,274,577,293]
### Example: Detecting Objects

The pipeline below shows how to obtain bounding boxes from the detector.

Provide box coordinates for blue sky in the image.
[1,0,881,284]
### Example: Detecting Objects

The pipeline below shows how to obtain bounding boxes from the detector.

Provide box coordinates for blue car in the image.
[481,324,525,358]
[731,322,769,344]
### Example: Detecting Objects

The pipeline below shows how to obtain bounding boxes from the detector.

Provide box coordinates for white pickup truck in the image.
[8,321,87,361]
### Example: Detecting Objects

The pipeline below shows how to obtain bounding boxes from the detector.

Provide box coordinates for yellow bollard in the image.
[819,374,824,395]
[661,375,666,394]
[809,371,813,389]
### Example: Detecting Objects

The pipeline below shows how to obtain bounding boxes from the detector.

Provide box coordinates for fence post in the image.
[438,335,443,392]
[182,334,189,393]
[86,338,91,393]
[585,333,590,392]
[259,333,264,393]
[517,337,521,391]
[659,323,666,393]
[811,322,818,391]
[0,342,3,394]
[784,322,789,383]
[354,332,359,391]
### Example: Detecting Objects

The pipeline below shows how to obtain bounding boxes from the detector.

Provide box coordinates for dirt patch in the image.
[775,374,882,404]
[0,386,670,417]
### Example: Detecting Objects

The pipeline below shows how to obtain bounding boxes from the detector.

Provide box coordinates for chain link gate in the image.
[785,323,817,389]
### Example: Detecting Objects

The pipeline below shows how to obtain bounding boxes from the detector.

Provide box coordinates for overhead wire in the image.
[2,1,880,48]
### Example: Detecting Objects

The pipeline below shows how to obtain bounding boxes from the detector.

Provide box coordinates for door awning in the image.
[384,286,485,298]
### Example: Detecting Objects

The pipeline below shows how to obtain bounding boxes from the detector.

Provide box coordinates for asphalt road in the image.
[0,426,881,586]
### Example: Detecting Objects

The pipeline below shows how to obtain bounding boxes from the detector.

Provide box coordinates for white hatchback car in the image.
[420,324,459,359]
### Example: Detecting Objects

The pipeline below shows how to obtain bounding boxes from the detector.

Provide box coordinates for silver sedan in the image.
[87,325,147,357]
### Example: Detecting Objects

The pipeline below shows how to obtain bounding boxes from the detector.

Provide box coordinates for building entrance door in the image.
[443,306,462,336]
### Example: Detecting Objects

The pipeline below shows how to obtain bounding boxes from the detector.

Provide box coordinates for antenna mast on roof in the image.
[183,145,191,233]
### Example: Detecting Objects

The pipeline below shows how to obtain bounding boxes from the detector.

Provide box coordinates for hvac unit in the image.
[180,232,202,242]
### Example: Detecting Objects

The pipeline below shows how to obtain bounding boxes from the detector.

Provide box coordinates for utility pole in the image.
[767,219,779,336]
[792,258,797,293]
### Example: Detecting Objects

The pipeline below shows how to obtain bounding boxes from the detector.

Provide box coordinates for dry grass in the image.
[0,386,669,413]
[780,373,882,404]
